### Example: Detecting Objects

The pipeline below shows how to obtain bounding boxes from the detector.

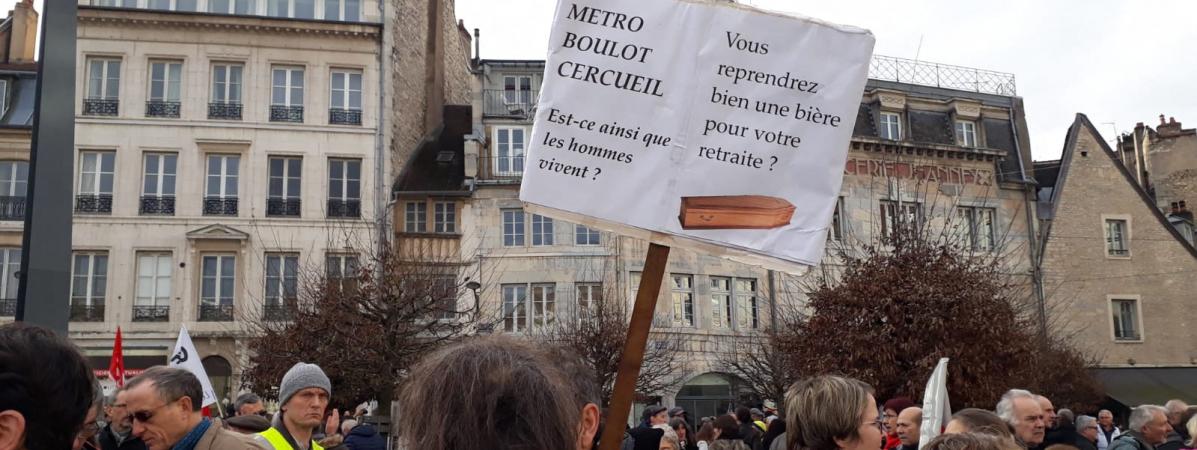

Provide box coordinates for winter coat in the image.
[1158,431,1184,450]
[1098,426,1124,450]
[1108,431,1155,450]
[343,424,385,450]
[711,438,753,450]
[769,433,787,450]
[97,425,147,450]
[193,421,267,450]
[1045,424,1081,448]
[1076,436,1099,450]
[740,423,762,450]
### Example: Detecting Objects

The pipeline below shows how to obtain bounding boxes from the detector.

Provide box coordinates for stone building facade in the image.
[0,0,37,321]
[1115,116,1197,244]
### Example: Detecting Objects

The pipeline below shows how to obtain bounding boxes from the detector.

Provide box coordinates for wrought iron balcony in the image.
[69,304,105,322]
[0,298,14,316]
[478,156,525,182]
[0,196,25,220]
[140,196,175,215]
[266,198,301,217]
[83,98,119,116]
[132,305,170,322]
[146,100,181,118]
[482,90,538,118]
[327,199,361,218]
[75,194,113,214]
[329,108,362,125]
[270,105,303,123]
[262,303,293,322]
[203,197,238,216]
[208,102,243,120]
[1109,248,1130,257]
[198,304,234,322]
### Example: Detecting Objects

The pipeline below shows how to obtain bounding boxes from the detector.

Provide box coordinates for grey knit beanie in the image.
[278,362,331,406]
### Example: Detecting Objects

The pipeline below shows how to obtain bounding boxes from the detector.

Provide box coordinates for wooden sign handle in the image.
[598,243,671,450]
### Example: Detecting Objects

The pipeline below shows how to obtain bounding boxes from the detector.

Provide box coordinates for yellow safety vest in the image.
[257,427,325,450]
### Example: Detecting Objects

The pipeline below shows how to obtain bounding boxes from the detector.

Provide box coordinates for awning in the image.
[1093,367,1197,406]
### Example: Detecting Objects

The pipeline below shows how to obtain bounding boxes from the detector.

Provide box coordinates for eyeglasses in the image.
[864,417,884,430]
[77,420,101,439]
[131,402,173,424]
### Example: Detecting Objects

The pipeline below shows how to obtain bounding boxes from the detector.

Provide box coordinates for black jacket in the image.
[97,425,147,450]
[1076,436,1099,450]
[343,424,385,450]
[1157,431,1184,450]
[1044,425,1081,448]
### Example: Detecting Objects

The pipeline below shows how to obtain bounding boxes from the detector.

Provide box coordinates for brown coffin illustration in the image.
[679,195,795,230]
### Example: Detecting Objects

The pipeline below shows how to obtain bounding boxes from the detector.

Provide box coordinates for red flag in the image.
[108,327,125,387]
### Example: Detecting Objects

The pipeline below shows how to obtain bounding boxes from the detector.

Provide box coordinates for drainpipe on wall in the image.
[374,0,389,265]
[768,269,777,332]
[1009,103,1048,341]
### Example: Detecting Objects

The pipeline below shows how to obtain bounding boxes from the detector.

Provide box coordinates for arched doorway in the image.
[675,373,747,427]
[202,355,233,408]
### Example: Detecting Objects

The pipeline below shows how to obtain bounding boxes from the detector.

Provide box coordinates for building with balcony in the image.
[71,0,384,400]
[0,0,39,320]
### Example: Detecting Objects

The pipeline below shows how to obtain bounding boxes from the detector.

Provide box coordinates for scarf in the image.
[173,418,211,450]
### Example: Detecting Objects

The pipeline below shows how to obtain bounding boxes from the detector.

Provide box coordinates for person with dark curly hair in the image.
[0,323,96,450]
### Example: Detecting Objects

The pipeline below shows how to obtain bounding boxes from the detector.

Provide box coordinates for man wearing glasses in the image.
[123,366,264,450]
[99,389,147,450]
[1077,415,1101,450]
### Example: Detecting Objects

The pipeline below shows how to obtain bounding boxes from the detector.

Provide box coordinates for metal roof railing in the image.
[869,55,1017,96]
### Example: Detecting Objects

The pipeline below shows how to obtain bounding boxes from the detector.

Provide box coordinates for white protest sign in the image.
[519,0,875,271]
[169,324,218,407]
[919,358,952,449]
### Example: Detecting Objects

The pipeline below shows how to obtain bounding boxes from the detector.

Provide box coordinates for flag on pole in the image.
[169,324,218,407]
[108,327,125,387]
[918,358,951,450]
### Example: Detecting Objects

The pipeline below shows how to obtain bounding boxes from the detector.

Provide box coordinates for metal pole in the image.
[17,0,77,333]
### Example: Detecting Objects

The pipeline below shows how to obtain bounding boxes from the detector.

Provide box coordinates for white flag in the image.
[919,358,951,450]
[168,324,217,407]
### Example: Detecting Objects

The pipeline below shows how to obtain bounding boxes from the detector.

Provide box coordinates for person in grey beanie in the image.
[253,362,344,450]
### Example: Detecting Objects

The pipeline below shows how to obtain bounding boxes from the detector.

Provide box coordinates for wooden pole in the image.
[599,243,671,450]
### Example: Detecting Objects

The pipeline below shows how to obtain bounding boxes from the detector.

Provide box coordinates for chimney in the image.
[1172,202,1179,214]
[7,0,36,64]
[1181,200,1188,212]
[1160,114,1167,126]
[1157,115,1184,137]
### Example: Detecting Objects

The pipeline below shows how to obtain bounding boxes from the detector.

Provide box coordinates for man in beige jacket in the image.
[124,366,264,450]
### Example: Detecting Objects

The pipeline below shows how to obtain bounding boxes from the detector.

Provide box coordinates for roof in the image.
[394,104,472,196]
[1094,367,1197,407]
[1,74,36,127]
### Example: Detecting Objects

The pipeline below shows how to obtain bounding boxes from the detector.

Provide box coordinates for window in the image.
[434,202,456,233]
[327,159,361,218]
[323,0,360,20]
[267,157,302,217]
[330,70,362,110]
[134,253,172,308]
[199,255,235,321]
[502,209,525,246]
[326,254,358,291]
[271,66,304,122]
[955,120,977,147]
[734,278,759,330]
[502,284,528,333]
[957,207,996,251]
[208,0,254,14]
[427,276,457,320]
[575,224,601,246]
[829,197,844,241]
[0,161,27,197]
[1106,219,1129,256]
[71,252,108,318]
[880,112,902,140]
[0,248,19,301]
[268,0,314,18]
[880,200,921,237]
[264,254,299,315]
[148,61,183,104]
[211,63,243,104]
[494,127,526,175]
[629,271,641,301]
[141,153,176,215]
[531,283,556,329]
[77,152,114,214]
[148,0,197,11]
[95,0,138,6]
[670,274,694,327]
[405,201,427,233]
[710,277,732,329]
[576,283,601,311]
[504,75,533,105]
[85,58,120,116]
[1111,298,1141,341]
[206,155,239,199]
[531,214,554,246]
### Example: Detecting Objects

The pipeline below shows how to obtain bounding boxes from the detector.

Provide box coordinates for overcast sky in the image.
[456,0,1197,162]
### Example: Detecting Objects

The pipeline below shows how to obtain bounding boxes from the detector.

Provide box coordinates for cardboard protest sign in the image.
[519,0,875,271]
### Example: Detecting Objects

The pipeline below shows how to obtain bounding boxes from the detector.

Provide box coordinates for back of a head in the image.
[1129,405,1166,433]
[1075,416,1096,433]
[737,407,753,425]
[397,335,581,450]
[785,375,873,450]
[0,323,95,450]
[233,392,261,412]
[715,415,741,440]
[953,408,1015,438]
[924,433,1012,450]
[1058,409,1075,426]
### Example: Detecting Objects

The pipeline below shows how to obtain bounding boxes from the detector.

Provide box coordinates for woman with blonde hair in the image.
[784,375,883,450]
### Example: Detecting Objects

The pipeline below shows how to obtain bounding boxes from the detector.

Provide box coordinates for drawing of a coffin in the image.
[679,195,795,230]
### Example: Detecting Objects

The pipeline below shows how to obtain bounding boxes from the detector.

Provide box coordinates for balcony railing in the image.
[1108,248,1130,257]
[327,199,361,218]
[869,55,1017,96]
[83,98,119,116]
[329,108,362,125]
[262,303,293,322]
[482,90,537,118]
[140,196,175,215]
[69,304,105,322]
[270,105,303,123]
[477,156,525,182]
[203,197,238,216]
[198,304,234,322]
[132,305,170,322]
[208,102,243,120]
[75,194,113,214]
[0,298,14,316]
[0,196,25,220]
[267,198,301,217]
[146,100,181,118]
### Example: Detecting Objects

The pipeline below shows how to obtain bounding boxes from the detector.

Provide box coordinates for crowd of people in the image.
[4,321,1197,450]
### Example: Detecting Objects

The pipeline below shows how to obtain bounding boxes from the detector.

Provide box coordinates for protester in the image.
[751,409,769,435]
[945,408,1012,436]
[99,389,147,450]
[711,415,750,450]
[696,422,719,450]
[764,401,779,423]
[234,393,266,417]
[883,398,917,450]
[224,415,271,435]
[1076,415,1100,450]
[760,419,786,450]
[1039,397,1059,430]
[341,419,385,450]
[645,406,670,428]
[1183,414,1197,450]
[996,389,1046,448]
[1042,397,1079,449]
[0,323,96,450]
[923,433,1011,450]
[252,362,343,450]
[784,375,882,450]
[1097,410,1122,450]
[123,366,262,450]
[1060,411,1076,428]
[1167,402,1190,442]
[896,407,923,450]
[76,394,103,450]
[396,335,598,450]
[1109,406,1170,450]
[655,424,682,450]
[670,417,698,450]
[737,407,763,450]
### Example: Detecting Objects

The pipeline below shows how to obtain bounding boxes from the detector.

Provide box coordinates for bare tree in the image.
[715,324,801,414]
